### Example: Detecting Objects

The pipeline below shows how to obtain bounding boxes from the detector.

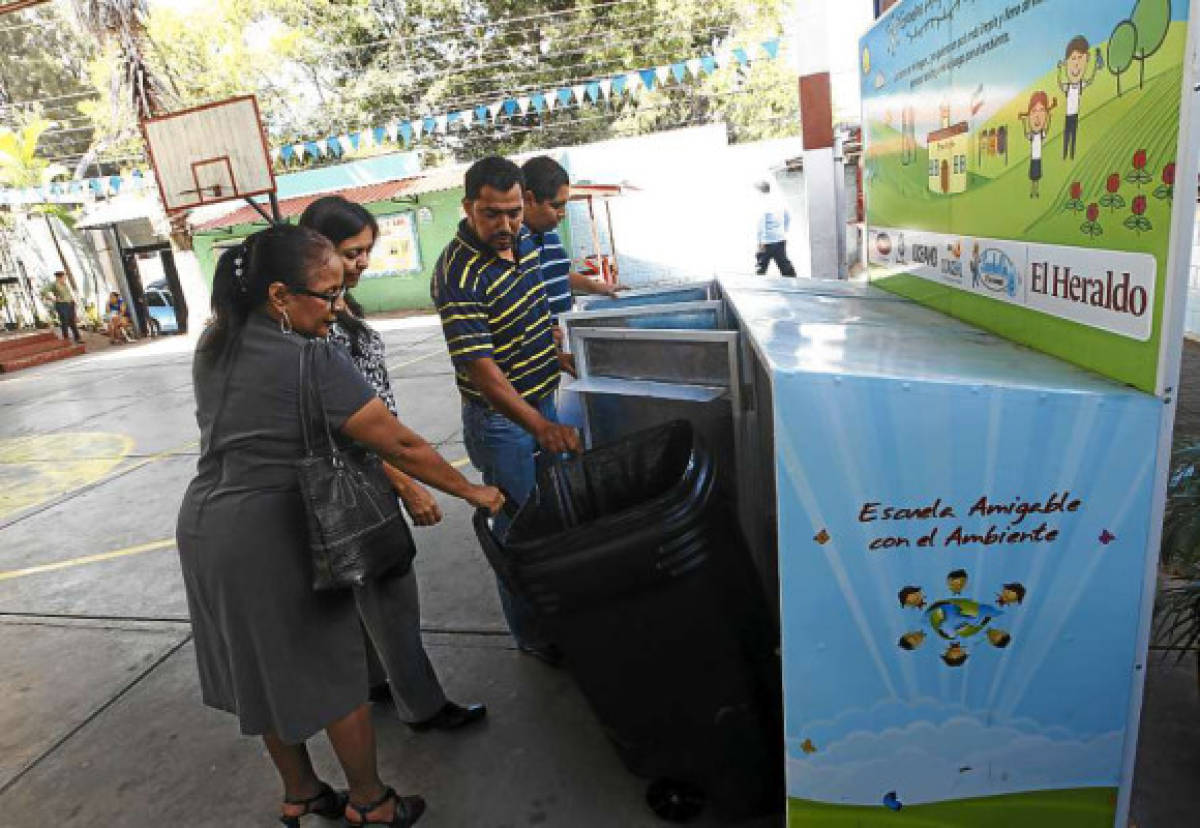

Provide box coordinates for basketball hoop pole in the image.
[268,191,282,223]
[243,198,274,224]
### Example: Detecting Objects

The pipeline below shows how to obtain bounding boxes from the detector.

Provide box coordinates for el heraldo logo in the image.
[1025,244,1156,341]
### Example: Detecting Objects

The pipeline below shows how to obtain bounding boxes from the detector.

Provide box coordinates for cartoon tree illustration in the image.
[1131,0,1171,89]
[1107,19,1138,96]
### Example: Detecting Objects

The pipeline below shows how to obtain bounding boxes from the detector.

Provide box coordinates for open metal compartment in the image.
[566,326,746,513]
[573,280,718,312]
[557,300,729,346]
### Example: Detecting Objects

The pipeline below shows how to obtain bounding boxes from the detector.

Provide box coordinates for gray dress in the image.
[175,312,375,744]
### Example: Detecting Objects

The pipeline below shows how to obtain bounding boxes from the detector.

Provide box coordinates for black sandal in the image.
[279,781,348,827]
[345,786,426,827]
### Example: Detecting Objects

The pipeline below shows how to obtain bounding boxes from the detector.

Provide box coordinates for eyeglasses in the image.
[292,286,345,308]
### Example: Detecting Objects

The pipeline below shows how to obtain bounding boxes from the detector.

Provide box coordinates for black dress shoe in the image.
[368,683,394,704]
[408,701,487,732]
[518,643,564,668]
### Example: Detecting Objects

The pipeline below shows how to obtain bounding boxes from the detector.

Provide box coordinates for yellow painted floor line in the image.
[0,539,175,581]
[386,348,445,373]
[0,457,471,581]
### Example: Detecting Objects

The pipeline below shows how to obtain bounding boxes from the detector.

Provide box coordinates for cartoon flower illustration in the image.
[1154,161,1176,200]
[1100,172,1126,212]
[1081,203,1103,238]
[1064,181,1085,213]
[1126,148,1153,187]
[1124,194,1152,234]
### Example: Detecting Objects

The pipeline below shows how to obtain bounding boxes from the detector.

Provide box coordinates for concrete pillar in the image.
[794,1,842,279]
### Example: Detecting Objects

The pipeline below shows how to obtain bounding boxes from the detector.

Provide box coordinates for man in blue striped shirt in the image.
[520,156,621,324]
[432,155,580,664]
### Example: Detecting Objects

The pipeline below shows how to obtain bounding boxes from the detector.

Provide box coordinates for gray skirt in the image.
[176,484,368,744]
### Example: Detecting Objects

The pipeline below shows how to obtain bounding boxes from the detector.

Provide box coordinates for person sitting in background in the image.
[105,291,133,344]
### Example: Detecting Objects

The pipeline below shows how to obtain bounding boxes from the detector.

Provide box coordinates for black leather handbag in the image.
[296,341,416,590]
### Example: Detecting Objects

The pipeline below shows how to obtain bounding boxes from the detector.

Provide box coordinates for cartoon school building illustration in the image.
[927,110,970,194]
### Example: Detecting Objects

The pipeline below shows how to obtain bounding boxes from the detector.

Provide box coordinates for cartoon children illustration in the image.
[996,582,1027,607]
[1017,92,1057,198]
[898,631,927,650]
[1057,36,1100,160]
[898,586,927,609]
[987,629,1012,648]
[947,569,968,594]
[941,642,969,667]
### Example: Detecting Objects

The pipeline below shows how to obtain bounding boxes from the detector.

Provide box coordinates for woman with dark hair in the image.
[298,195,487,731]
[175,223,502,827]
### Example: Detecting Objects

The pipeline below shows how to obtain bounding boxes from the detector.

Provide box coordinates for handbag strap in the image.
[297,340,342,457]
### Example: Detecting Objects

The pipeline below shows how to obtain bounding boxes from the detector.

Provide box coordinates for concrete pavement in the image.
[0,318,771,827]
[1,315,1197,826]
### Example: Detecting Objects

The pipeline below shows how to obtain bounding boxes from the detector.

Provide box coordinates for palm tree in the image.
[69,0,172,121]
[0,115,76,318]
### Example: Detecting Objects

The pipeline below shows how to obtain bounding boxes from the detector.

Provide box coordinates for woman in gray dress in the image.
[299,196,484,732]
[175,224,502,828]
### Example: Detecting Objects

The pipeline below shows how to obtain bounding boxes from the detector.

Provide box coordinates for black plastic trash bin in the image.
[474,421,783,822]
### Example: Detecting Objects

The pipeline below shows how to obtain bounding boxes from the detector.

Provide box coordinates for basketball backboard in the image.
[141,95,276,214]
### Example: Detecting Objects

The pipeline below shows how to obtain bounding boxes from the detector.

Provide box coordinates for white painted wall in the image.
[562,125,812,286]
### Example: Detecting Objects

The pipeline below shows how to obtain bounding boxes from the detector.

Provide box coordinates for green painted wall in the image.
[192,187,465,313]
[193,183,579,315]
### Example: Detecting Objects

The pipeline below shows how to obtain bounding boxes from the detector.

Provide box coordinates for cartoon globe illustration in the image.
[897,571,1025,667]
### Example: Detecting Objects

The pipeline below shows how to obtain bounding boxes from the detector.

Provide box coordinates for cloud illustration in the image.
[787,712,1123,805]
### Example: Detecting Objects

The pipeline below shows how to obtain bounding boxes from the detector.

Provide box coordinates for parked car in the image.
[144,287,179,334]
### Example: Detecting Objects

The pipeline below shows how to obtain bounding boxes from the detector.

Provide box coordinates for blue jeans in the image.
[462,394,557,649]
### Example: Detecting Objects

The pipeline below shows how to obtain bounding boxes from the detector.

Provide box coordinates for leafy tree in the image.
[0,114,77,303]
[1130,0,1171,89]
[0,4,97,166]
[1107,19,1137,96]
[73,0,794,168]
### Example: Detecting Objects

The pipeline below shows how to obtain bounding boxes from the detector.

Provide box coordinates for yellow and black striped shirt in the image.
[432,221,559,404]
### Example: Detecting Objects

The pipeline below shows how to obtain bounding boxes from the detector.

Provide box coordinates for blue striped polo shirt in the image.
[526,226,572,320]
[432,220,560,404]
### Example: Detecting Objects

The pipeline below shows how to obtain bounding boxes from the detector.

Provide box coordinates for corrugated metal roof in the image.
[192,165,465,232]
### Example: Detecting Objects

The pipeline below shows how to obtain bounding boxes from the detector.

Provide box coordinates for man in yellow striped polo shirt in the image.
[432,155,580,664]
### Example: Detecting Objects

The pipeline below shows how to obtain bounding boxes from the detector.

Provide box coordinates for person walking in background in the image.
[47,271,82,344]
[176,224,502,827]
[431,156,581,666]
[754,181,796,276]
[299,195,487,733]
[520,155,622,326]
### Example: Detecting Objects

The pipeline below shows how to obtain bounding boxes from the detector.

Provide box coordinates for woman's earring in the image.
[279,308,294,335]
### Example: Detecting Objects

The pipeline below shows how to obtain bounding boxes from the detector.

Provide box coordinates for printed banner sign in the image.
[362,212,420,278]
[861,0,1196,393]
[869,226,1157,339]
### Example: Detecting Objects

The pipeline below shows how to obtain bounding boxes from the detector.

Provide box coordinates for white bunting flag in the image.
[461,109,474,128]
[572,84,587,103]
[435,114,448,133]
[686,58,703,79]
[386,121,399,143]
[715,48,733,69]
[544,92,557,112]
[488,101,504,120]
[625,72,643,97]
[655,65,671,85]
[293,143,307,162]
[411,119,424,140]
[598,79,613,99]
[339,134,353,154]
[516,96,530,114]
